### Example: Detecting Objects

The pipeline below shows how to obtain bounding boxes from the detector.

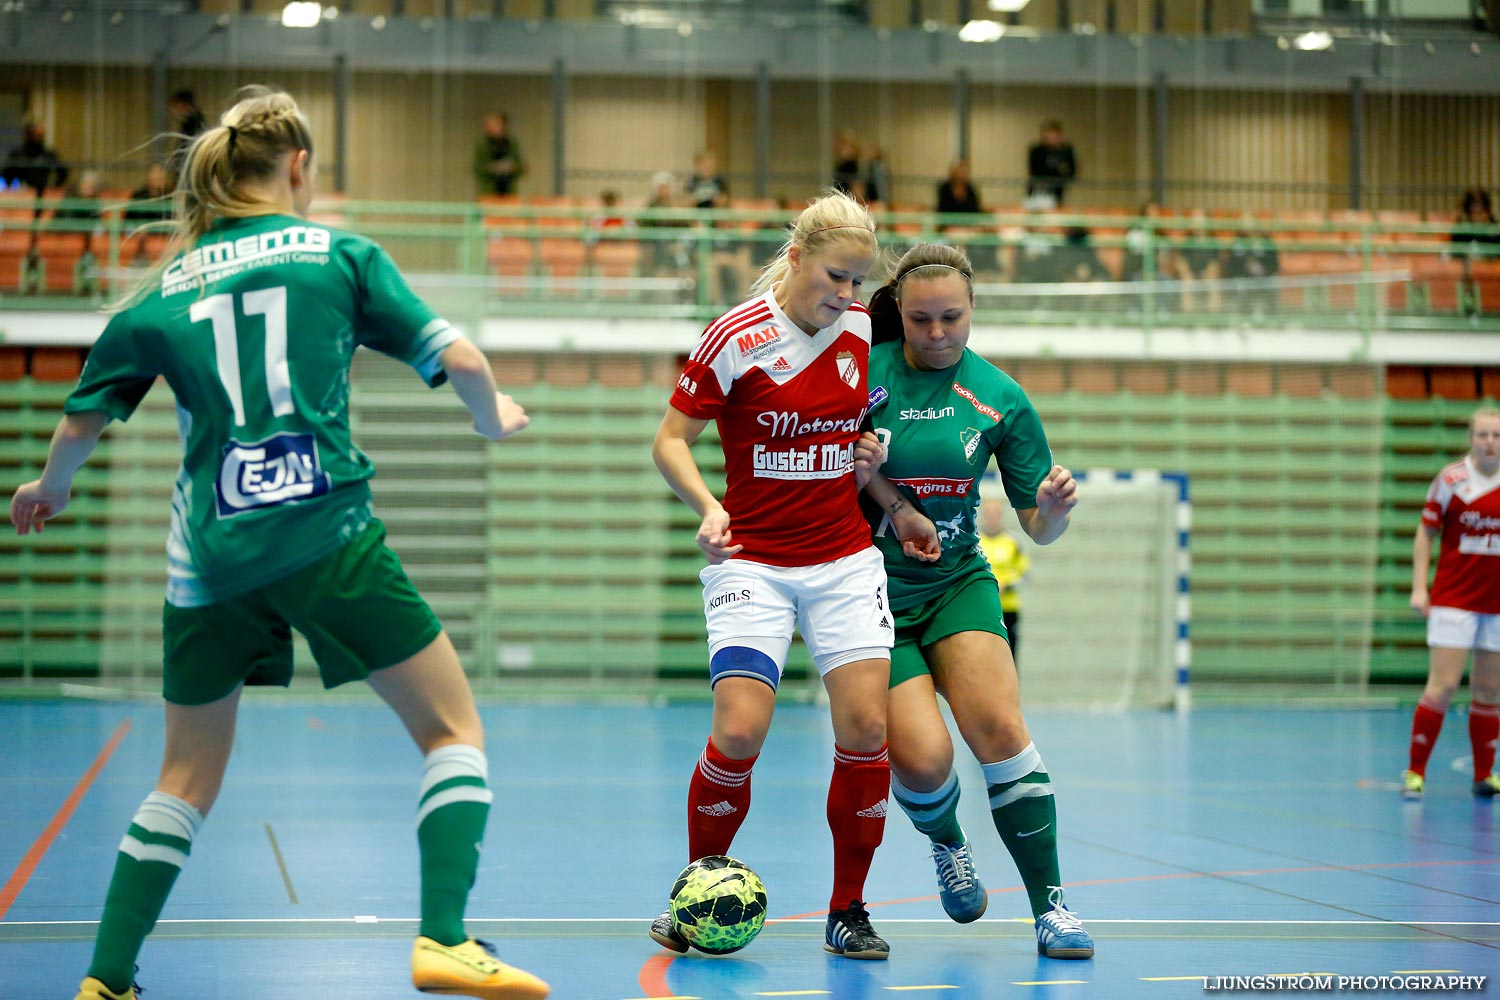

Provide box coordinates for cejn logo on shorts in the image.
[215,431,332,517]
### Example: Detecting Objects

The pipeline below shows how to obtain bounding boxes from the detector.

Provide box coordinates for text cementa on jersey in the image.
[163,226,332,293]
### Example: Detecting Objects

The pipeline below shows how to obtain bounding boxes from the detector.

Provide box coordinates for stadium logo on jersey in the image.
[900,405,957,420]
[952,382,1000,422]
[215,432,331,517]
[959,427,983,462]
[836,350,859,388]
[752,442,854,480]
[707,586,754,612]
[756,408,869,438]
[890,476,974,498]
[771,356,794,373]
[736,327,782,360]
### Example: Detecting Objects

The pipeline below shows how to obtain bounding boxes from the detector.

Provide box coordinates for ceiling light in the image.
[1293,30,1333,51]
[960,19,1006,42]
[281,2,322,27]
[987,0,1031,11]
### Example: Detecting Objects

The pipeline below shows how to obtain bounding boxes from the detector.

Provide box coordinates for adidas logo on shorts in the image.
[878,615,891,629]
[697,800,738,817]
[856,799,888,819]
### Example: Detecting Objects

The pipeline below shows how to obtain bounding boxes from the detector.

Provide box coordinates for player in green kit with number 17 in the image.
[858,243,1094,960]
[9,88,547,1000]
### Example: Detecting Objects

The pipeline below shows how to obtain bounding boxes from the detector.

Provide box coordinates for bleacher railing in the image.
[2,194,1497,334]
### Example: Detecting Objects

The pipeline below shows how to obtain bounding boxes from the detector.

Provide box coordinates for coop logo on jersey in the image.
[836,351,859,388]
[736,326,782,360]
[959,427,983,463]
[215,432,331,517]
[952,382,1000,422]
[890,476,974,498]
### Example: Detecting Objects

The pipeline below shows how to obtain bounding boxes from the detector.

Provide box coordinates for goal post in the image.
[1008,469,1190,713]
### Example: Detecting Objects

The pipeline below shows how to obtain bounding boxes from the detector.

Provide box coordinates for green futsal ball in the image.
[669,855,768,955]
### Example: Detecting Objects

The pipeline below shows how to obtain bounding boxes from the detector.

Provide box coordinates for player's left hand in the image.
[1036,465,1077,520]
[892,507,941,562]
[852,431,885,490]
[10,479,69,536]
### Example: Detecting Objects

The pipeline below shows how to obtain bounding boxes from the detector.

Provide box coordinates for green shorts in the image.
[161,520,444,706]
[889,570,1008,689]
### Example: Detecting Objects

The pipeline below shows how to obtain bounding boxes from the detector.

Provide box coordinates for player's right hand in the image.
[1410,588,1430,617]
[478,392,530,441]
[697,506,743,564]
[10,479,69,536]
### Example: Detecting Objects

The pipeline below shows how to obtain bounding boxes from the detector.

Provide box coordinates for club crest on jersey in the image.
[215,432,332,517]
[958,427,984,463]
[836,351,859,388]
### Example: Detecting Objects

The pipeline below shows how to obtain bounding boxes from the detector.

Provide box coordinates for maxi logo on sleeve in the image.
[215,432,332,517]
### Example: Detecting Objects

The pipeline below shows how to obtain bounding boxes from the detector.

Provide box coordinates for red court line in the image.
[0,719,132,921]
[637,952,676,999]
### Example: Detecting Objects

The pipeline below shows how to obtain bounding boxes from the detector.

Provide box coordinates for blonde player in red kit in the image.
[650,191,903,959]
[1405,406,1500,800]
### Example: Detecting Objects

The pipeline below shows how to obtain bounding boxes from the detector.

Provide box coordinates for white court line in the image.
[3,917,1499,927]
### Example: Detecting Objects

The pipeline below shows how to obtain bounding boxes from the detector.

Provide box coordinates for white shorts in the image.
[699,545,893,687]
[1427,606,1500,652]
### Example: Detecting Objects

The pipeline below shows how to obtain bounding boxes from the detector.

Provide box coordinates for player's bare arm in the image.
[439,338,529,441]
[653,405,743,563]
[10,410,109,536]
[1016,465,1076,546]
[862,471,940,562]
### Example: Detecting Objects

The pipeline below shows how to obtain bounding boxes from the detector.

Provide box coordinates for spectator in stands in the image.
[1121,201,1168,283]
[1056,226,1113,284]
[125,163,174,224]
[642,171,688,281]
[862,142,892,207]
[686,151,727,209]
[832,128,862,197]
[3,122,69,208]
[1171,209,1223,313]
[861,241,1093,959]
[472,112,525,196]
[1451,187,1500,257]
[169,89,206,142]
[1026,120,1077,209]
[1222,219,1280,319]
[1404,405,1500,802]
[587,189,626,235]
[936,159,982,218]
[57,170,106,295]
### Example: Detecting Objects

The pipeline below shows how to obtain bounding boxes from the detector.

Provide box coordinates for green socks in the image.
[983,742,1061,918]
[87,791,204,993]
[417,744,493,946]
[891,767,966,846]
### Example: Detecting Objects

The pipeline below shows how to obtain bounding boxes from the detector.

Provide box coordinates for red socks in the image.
[826,744,889,912]
[687,738,757,861]
[1471,701,1499,782]
[1407,699,1446,777]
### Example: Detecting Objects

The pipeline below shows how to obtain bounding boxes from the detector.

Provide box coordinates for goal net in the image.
[1013,470,1189,712]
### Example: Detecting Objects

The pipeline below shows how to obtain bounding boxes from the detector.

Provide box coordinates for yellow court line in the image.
[754,992,833,997]
[1140,976,1209,982]
[1011,981,1088,986]
[884,987,960,992]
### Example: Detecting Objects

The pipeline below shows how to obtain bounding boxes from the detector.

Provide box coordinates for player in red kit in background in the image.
[649,190,931,960]
[1405,406,1500,800]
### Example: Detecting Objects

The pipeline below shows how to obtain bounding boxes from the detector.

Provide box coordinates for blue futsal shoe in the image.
[1035,886,1095,959]
[930,840,988,923]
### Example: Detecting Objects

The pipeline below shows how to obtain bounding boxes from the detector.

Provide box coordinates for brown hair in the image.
[866,243,974,344]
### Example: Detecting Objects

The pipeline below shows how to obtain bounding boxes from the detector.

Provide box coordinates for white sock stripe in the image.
[834,747,890,765]
[698,754,752,787]
[891,769,959,807]
[137,791,204,841]
[420,745,489,797]
[118,833,188,868]
[989,781,1054,811]
[981,742,1043,786]
[1473,703,1500,718]
[416,785,494,826]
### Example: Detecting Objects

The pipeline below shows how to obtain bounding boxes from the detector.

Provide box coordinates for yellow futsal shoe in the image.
[1475,774,1500,798]
[412,936,550,999]
[1401,770,1424,800]
[73,977,136,1000]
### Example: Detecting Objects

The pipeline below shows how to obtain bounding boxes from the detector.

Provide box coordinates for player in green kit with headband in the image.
[858,242,1094,960]
[9,87,547,1000]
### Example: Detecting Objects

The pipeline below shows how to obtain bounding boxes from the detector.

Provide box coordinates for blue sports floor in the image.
[1,700,1496,999]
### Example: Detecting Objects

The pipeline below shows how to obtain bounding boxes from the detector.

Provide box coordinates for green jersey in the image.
[863,339,1054,609]
[66,214,459,606]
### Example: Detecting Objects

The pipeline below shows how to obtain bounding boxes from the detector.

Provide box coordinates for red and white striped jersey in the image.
[669,290,873,567]
[1423,456,1500,614]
